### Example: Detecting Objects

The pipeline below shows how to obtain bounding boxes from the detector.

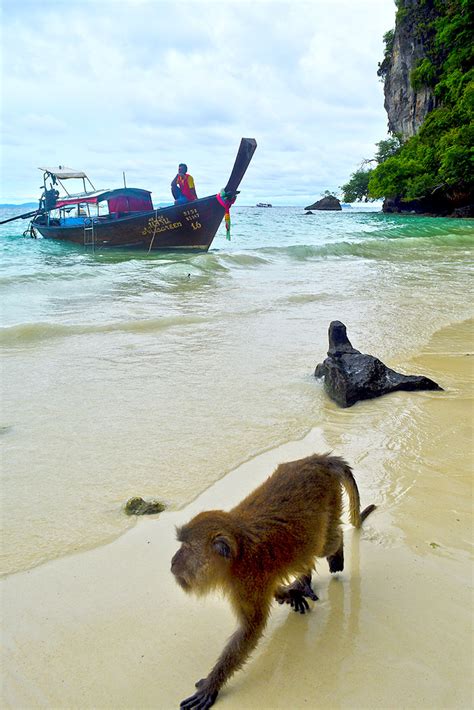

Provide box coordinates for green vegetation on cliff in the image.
[343,0,473,209]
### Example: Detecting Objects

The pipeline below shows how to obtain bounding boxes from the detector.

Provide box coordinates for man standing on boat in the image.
[171,164,197,204]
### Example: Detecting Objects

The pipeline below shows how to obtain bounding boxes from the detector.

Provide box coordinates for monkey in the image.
[171,452,376,709]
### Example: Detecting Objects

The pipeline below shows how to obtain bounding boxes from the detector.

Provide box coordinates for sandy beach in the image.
[1,317,472,709]
[1,0,472,704]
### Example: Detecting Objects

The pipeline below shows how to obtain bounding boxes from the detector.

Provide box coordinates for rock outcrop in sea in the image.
[304,195,341,211]
[315,321,442,408]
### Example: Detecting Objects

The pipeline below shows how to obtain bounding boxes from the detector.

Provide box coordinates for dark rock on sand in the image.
[304,195,342,211]
[125,497,166,516]
[315,321,442,408]
[305,210,314,215]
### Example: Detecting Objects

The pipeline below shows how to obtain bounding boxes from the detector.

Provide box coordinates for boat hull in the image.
[32,195,226,251]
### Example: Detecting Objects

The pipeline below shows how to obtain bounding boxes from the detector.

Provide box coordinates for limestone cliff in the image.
[371,0,473,216]
[382,0,437,139]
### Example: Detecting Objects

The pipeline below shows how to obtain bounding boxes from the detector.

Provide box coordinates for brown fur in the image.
[171,453,376,709]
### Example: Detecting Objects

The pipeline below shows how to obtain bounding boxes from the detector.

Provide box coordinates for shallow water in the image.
[1,206,473,575]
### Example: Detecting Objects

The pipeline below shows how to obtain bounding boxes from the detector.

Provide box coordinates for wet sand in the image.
[1,319,472,709]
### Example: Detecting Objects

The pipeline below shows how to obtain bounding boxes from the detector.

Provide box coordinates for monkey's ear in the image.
[212,535,234,559]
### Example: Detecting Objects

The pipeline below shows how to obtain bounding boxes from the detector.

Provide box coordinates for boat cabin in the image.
[52,188,154,224]
[36,167,154,226]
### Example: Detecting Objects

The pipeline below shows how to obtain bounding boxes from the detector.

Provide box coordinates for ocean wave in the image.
[285,293,333,304]
[217,253,270,268]
[257,231,474,261]
[0,315,209,345]
[258,241,375,260]
[0,270,92,287]
[147,251,270,278]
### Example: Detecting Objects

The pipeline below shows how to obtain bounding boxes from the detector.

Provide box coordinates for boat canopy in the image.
[55,190,107,207]
[39,166,88,179]
[55,188,153,213]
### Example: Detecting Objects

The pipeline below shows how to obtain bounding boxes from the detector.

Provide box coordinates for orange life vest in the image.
[177,173,196,201]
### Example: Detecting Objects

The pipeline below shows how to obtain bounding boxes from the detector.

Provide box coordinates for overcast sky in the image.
[1,0,395,205]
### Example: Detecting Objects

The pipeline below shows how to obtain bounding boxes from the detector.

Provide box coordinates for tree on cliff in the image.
[341,170,373,202]
[341,136,402,202]
[344,0,473,212]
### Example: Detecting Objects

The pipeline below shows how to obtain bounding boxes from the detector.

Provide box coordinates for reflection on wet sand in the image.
[225,523,368,709]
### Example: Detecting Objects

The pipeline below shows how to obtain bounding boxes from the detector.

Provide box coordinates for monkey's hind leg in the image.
[327,544,344,573]
[324,526,344,573]
[327,503,376,573]
[275,573,318,614]
[324,507,345,573]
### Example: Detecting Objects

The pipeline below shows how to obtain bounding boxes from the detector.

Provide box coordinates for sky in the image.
[1,0,396,206]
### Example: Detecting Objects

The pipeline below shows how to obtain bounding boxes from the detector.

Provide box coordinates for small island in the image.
[304,194,341,211]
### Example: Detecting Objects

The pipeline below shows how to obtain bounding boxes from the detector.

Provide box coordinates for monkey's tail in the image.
[360,503,377,523]
[338,461,376,528]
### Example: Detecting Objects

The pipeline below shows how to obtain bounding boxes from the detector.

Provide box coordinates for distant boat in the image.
[341,203,353,208]
[256,202,272,208]
[6,139,257,251]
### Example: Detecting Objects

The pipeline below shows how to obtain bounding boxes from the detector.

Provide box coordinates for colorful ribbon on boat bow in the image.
[216,189,236,240]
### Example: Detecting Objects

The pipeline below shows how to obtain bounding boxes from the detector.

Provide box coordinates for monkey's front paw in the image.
[275,579,318,614]
[288,590,310,614]
[276,588,311,614]
[298,580,318,602]
[180,681,218,709]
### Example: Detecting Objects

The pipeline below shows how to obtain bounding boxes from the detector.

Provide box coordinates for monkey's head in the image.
[171,510,238,595]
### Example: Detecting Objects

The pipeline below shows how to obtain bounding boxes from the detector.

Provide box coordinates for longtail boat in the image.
[8,138,256,251]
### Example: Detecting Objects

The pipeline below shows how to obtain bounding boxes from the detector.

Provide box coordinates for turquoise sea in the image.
[1,206,473,576]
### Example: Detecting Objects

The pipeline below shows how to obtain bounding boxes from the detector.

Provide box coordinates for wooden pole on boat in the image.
[123,171,127,187]
[0,209,44,225]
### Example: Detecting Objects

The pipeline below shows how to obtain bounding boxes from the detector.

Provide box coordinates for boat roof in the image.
[55,187,152,207]
[38,166,88,179]
[99,188,152,202]
[55,189,109,206]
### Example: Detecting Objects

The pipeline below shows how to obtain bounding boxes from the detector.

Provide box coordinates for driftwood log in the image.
[315,321,442,407]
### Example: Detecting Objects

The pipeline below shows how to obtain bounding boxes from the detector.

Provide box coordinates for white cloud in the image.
[1,0,395,204]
